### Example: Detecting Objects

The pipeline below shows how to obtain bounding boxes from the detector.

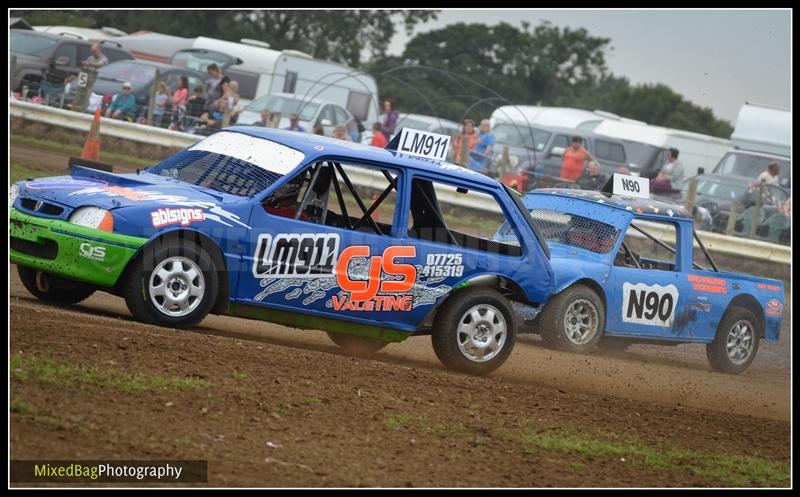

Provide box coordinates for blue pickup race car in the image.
[10,127,555,375]
[496,188,785,374]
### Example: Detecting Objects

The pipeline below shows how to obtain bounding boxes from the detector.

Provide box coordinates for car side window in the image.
[319,105,335,125]
[553,135,570,149]
[407,178,522,256]
[261,160,399,237]
[53,43,78,66]
[105,48,132,63]
[334,107,349,126]
[615,219,677,271]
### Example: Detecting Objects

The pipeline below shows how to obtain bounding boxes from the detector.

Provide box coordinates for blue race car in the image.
[10,127,555,375]
[496,188,785,374]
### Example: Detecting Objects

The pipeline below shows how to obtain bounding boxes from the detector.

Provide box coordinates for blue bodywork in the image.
[519,189,785,342]
[12,127,555,338]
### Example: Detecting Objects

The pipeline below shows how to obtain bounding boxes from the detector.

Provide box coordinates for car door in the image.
[605,217,689,339]
[317,105,336,135]
[238,159,426,331]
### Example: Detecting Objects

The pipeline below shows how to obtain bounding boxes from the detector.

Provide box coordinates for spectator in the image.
[651,147,684,193]
[104,81,138,121]
[151,81,171,127]
[468,119,496,173]
[198,95,230,131]
[452,119,479,166]
[692,205,714,231]
[369,122,387,147]
[560,136,595,182]
[284,114,306,132]
[253,109,273,127]
[204,63,224,101]
[312,121,325,135]
[757,161,781,186]
[576,161,607,190]
[172,75,189,108]
[184,86,207,118]
[332,125,353,142]
[62,74,78,106]
[225,80,242,124]
[380,98,399,139]
[82,42,109,70]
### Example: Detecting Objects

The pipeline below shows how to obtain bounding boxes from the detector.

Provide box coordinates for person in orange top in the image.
[369,122,388,148]
[561,136,595,182]
[451,119,480,166]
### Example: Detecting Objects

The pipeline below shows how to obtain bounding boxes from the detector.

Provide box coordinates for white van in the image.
[711,103,791,188]
[589,120,731,179]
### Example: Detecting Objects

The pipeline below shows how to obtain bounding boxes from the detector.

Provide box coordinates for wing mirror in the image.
[319,118,332,127]
[550,146,565,158]
[53,56,70,66]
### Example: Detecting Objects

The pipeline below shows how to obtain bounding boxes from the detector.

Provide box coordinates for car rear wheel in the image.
[706,306,760,374]
[17,266,95,305]
[431,288,515,376]
[326,332,388,354]
[123,238,218,328]
[539,284,604,353]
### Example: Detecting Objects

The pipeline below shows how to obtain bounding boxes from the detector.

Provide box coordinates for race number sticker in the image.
[253,233,340,278]
[622,282,679,327]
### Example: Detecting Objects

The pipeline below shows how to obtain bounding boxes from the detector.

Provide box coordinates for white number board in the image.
[613,173,649,199]
[78,72,89,88]
[396,128,451,162]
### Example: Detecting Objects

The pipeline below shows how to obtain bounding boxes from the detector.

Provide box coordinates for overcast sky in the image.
[388,9,791,123]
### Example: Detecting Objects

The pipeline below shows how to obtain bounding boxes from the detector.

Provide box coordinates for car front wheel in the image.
[431,288,516,376]
[123,238,218,328]
[538,284,604,353]
[17,266,95,305]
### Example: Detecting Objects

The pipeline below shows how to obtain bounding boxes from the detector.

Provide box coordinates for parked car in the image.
[499,188,784,374]
[237,92,357,136]
[90,60,206,116]
[361,113,460,148]
[679,173,790,233]
[11,29,134,92]
[711,149,791,190]
[9,127,556,375]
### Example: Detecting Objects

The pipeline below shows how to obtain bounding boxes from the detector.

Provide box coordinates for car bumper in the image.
[10,208,148,287]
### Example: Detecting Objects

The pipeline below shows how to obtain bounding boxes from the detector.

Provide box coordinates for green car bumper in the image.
[10,208,148,288]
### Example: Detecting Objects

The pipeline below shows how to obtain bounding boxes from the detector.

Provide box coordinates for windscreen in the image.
[11,31,57,56]
[493,123,551,151]
[245,95,320,122]
[98,61,155,86]
[147,131,306,197]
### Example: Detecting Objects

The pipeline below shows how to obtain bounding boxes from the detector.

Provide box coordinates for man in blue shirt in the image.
[105,82,138,121]
[283,114,306,133]
[468,119,496,173]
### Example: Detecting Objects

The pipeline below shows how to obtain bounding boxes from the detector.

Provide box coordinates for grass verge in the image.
[11,354,210,393]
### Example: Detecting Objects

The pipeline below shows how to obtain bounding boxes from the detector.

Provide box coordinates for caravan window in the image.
[283,71,298,94]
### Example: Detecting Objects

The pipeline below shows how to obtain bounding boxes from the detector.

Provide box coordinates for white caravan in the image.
[191,37,380,124]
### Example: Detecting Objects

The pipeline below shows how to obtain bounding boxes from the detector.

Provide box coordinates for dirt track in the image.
[9,139,792,487]
[9,269,791,487]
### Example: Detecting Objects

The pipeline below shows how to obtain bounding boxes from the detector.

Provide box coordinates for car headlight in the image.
[9,184,20,208]
[69,206,114,232]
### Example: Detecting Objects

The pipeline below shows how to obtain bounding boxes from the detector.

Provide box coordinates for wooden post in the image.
[222,106,231,128]
[749,179,765,238]
[726,202,738,235]
[684,177,698,212]
[498,145,511,177]
[11,55,17,94]
[146,69,160,126]
[459,133,469,167]
[72,70,97,113]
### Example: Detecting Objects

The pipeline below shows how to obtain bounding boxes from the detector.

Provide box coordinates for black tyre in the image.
[706,306,760,374]
[431,287,516,376]
[539,284,604,353]
[17,266,95,305]
[123,238,218,328]
[327,332,388,354]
